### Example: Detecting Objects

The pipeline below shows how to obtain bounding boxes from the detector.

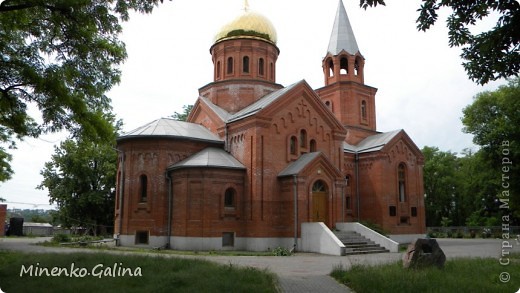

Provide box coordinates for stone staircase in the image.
[334,230,389,255]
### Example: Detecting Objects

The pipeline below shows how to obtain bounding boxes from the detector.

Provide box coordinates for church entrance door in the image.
[312,180,328,224]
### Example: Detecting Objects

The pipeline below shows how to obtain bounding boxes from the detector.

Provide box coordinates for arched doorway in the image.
[312,180,328,223]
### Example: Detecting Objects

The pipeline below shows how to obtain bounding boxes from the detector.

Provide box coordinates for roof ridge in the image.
[228,80,304,123]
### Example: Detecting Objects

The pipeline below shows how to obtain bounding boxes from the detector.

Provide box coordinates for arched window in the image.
[325,100,333,112]
[300,129,307,148]
[216,61,221,79]
[398,164,406,202]
[361,100,367,120]
[227,57,234,74]
[290,136,297,155]
[355,56,363,76]
[139,175,148,202]
[310,139,317,152]
[340,57,348,74]
[243,56,249,73]
[328,59,334,77]
[258,58,264,76]
[312,180,327,192]
[224,188,235,208]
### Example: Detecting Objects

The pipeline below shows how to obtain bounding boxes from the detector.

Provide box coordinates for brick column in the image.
[0,204,7,236]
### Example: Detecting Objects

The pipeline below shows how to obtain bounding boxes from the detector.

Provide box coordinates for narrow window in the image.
[243,56,249,73]
[310,139,317,152]
[216,61,221,79]
[227,57,233,74]
[389,206,397,217]
[300,129,307,148]
[361,100,367,120]
[290,136,297,155]
[139,175,148,203]
[398,164,406,202]
[135,231,149,244]
[340,57,348,74]
[258,58,264,76]
[411,207,418,217]
[224,188,235,208]
[328,59,334,77]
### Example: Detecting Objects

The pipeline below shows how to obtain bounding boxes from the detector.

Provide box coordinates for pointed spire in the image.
[327,0,360,56]
[244,0,250,12]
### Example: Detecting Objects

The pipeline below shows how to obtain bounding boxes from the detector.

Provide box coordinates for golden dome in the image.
[214,11,277,44]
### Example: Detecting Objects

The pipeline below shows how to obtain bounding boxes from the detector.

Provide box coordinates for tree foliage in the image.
[422,146,508,227]
[462,78,520,155]
[424,78,520,226]
[422,146,460,226]
[38,118,120,235]
[171,104,193,122]
[360,0,520,84]
[462,77,520,220]
[0,0,166,183]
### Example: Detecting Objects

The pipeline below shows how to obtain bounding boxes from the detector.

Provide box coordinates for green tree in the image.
[458,149,501,226]
[0,0,166,183]
[360,0,519,85]
[422,146,462,226]
[462,77,520,222]
[38,118,120,235]
[171,104,193,122]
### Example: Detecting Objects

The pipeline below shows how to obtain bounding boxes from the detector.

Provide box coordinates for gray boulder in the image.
[402,238,446,269]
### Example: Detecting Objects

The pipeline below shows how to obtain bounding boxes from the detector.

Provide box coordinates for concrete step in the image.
[334,230,389,255]
[345,248,389,255]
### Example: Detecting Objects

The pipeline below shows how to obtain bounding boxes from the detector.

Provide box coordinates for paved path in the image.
[1,237,519,292]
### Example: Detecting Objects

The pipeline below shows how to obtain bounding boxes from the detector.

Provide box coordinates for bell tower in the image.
[198,3,283,114]
[316,0,378,145]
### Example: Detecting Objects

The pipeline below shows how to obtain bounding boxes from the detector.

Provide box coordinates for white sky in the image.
[0,0,506,210]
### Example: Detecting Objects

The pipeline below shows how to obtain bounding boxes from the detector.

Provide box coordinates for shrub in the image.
[481,228,491,238]
[51,233,71,243]
[272,246,291,256]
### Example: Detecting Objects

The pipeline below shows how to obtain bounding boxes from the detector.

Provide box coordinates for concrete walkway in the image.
[1,237,518,292]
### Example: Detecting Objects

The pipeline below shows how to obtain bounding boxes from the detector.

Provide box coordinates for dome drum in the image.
[211,39,279,83]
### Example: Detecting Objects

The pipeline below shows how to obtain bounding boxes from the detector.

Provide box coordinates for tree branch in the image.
[0,0,70,14]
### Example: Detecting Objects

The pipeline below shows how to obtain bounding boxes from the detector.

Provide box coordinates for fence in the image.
[427,226,520,238]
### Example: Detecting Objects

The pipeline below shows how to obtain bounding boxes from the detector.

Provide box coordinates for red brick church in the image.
[114,1,426,250]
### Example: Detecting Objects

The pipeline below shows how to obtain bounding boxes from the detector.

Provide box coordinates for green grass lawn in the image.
[0,251,278,293]
[331,255,520,293]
